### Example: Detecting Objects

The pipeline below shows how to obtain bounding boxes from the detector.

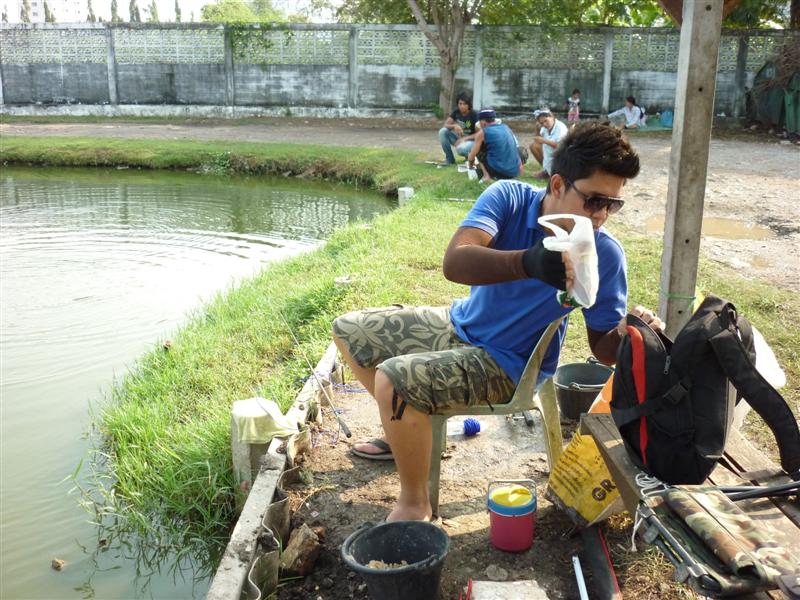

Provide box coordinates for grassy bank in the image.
[2,136,797,574]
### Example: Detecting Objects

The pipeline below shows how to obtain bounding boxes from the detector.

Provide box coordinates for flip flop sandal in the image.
[351,438,394,461]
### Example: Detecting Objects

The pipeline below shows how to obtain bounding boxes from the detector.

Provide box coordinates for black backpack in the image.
[611,294,800,484]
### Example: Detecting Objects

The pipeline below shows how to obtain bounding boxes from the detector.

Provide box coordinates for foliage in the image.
[200,0,284,22]
[174,0,181,22]
[723,0,792,28]
[86,0,96,22]
[147,0,158,21]
[1,9,8,22]
[20,0,30,22]
[129,0,140,22]
[43,0,55,22]
[110,0,120,21]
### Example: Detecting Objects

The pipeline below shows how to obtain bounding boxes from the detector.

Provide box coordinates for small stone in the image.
[347,571,356,579]
[281,523,322,576]
[485,564,509,581]
[322,577,334,589]
[357,583,367,592]
[51,558,66,571]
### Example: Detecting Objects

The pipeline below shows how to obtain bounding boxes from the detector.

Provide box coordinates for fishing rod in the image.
[275,308,352,438]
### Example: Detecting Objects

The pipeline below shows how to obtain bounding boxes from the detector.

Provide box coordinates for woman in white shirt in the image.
[609,96,646,129]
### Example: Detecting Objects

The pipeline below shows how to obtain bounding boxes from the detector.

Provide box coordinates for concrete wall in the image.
[1,23,797,118]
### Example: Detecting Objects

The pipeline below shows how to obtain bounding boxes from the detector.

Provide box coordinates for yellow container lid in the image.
[489,485,533,508]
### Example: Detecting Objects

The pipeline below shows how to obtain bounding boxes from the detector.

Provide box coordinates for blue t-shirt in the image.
[482,123,520,178]
[450,180,628,385]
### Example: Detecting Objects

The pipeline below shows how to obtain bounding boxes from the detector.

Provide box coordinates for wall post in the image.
[0,63,5,106]
[601,30,614,114]
[659,1,725,335]
[472,27,484,110]
[347,27,358,108]
[106,25,118,105]
[224,26,235,106]
[733,33,749,120]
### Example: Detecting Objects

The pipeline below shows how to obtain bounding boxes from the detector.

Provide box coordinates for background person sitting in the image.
[529,108,568,180]
[438,91,480,165]
[467,107,521,183]
[608,96,647,129]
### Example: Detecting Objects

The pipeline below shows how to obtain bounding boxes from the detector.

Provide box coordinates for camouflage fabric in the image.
[640,486,798,597]
[666,487,798,579]
[332,305,515,416]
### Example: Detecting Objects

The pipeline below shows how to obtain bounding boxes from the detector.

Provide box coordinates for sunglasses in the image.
[564,178,625,215]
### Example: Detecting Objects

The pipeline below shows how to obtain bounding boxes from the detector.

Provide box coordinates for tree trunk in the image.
[791,0,799,29]
[439,57,456,113]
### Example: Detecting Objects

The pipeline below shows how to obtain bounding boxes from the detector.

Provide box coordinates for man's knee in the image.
[374,369,395,408]
[438,127,450,142]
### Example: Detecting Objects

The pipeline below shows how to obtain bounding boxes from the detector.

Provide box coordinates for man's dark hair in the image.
[455,91,472,110]
[626,95,637,105]
[550,121,640,184]
[572,88,580,95]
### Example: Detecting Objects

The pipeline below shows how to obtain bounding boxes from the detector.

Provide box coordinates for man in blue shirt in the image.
[333,122,664,522]
[467,107,521,183]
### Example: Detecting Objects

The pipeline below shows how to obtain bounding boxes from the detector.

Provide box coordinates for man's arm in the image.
[444,115,464,137]
[467,130,484,166]
[443,227,527,285]
[587,306,665,365]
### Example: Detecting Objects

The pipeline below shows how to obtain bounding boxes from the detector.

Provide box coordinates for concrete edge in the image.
[206,341,339,600]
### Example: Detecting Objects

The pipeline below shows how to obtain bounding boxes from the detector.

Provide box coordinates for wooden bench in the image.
[580,413,800,600]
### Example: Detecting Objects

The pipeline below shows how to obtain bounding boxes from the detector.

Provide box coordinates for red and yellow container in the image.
[487,479,537,552]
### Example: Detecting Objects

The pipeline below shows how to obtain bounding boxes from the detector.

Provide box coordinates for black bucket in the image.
[341,521,450,600]
[554,358,614,420]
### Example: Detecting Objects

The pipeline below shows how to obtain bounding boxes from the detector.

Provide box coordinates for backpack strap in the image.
[707,305,800,480]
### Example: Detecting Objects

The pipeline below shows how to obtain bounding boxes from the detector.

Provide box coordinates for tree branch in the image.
[406,0,448,55]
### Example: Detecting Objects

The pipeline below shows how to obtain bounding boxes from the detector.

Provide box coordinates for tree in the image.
[792,0,799,29]
[20,0,30,22]
[174,0,181,21]
[44,0,55,21]
[111,0,121,21]
[148,0,158,21]
[87,0,96,21]
[200,0,289,22]
[2,6,8,22]
[129,0,141,21]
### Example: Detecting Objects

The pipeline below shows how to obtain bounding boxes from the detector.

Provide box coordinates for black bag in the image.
[611,294,800,484]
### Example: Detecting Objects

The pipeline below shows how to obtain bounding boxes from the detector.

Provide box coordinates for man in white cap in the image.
[529,108,568,180]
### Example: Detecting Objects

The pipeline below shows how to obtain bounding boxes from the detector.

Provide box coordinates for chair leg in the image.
[533,378,564,471]
[428,415,447,517]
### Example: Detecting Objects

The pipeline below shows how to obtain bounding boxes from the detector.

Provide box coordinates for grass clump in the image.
[2,136,797,579]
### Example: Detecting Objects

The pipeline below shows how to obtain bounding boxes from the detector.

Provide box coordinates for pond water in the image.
[0,166,393,599]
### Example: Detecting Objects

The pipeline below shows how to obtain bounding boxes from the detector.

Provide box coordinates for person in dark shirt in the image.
[438,91,480,165]
[467,108,521,183]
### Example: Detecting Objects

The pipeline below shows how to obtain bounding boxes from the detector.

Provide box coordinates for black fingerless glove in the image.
[522,240,567,290]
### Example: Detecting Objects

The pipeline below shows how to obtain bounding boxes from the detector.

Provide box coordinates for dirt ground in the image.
[1,117,798,291]
[277,383,592,600]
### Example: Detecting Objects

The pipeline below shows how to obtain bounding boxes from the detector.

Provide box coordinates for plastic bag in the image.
[538,214,599,308]
[546,375,624,526]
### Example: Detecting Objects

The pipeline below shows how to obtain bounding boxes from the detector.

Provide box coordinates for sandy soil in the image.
[2,117,798,290]
[277,383,589,600]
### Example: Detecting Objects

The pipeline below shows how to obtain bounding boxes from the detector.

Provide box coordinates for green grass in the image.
[2,136,797,576]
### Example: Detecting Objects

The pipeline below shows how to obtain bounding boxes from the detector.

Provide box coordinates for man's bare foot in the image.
[386,503,433,522]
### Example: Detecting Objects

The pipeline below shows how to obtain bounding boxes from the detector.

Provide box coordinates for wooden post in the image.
[658,1,724,336]
[347,27,358,108]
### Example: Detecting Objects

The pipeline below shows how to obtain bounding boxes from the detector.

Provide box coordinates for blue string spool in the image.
[463,418,481,437]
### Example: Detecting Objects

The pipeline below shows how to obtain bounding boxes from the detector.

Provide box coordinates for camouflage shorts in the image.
[332,305,515,417]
